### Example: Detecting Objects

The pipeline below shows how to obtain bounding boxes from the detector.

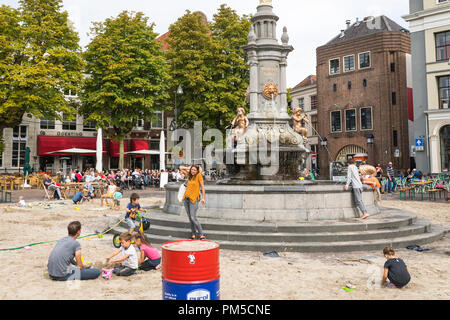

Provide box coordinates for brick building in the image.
[316,16,413,178]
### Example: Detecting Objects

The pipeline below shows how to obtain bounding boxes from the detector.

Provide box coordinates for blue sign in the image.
[415,139,424,151]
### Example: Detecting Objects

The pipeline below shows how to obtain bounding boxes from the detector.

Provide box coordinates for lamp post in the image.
[320,137,329,180]
[169,85,184,132]
[366,134,374,165]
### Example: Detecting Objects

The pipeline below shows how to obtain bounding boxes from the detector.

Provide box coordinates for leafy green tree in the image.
[210,5,251,129]
[166,7,251,132]
[0,0,83,152]
[80,11,171,169]
[165,11,216,129]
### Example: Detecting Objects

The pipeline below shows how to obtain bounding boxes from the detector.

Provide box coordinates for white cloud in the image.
[3,0,410,87]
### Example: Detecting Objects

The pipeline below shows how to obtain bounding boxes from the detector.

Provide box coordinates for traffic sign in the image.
[415,138,424,151]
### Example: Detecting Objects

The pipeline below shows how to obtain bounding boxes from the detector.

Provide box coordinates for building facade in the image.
[316,16,413,177]
[403,0,450,173]
[0,94,171,174]
[290,75,319,171]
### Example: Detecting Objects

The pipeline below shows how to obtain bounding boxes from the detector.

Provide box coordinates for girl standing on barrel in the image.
[180,165,206,240]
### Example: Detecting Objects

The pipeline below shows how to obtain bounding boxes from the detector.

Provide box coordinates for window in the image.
[359,52,371,69]
[329,58,340,75]
[360,107,373,130]
[40,118,55,130]
[151,112,163,129]
[83,120,97,131]
[333,84,337,92]
[135,119,145,130]
[392,92,397,105]
[298,98,305,108]
[311,114,318,135]
[363,79,367,87]
[62,113,76,131]
[150,141,160,151]
[331,111,342,132]
[390,62,396,72]
[345,109,357,132]
[0,151,3,168]
[343,55,355,72]
[348,81,352,90]
[435,31,450,61]
[311,96,318,110]
[439,76,450,109]
[12,126,27,168]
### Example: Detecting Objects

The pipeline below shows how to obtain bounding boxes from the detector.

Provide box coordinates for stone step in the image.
[110,224,445,253]
[125,219,431,243]
[142,207,417,233]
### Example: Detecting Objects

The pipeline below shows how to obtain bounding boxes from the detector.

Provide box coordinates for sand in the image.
[0,198,448,300]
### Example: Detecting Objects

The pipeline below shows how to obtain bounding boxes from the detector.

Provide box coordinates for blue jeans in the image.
[386,179,397,193]
[50,260,101,281]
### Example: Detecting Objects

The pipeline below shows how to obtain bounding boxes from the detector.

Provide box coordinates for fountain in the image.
[140,0,444,252]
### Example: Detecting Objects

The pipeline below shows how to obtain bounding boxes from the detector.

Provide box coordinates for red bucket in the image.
[162,240,220,284]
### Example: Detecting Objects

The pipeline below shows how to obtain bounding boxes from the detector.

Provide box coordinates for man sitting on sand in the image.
[47,221,101,281]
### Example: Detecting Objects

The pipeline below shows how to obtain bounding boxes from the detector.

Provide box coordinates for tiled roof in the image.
[292,75,317,91]
[157,31,171,51]
[326,15,409,46]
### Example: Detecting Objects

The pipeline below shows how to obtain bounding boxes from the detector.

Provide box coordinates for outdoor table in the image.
[410,181,433,201]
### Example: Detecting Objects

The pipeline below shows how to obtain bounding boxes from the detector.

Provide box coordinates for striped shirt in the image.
[386,166,395,178]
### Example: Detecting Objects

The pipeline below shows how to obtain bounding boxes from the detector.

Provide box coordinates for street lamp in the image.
[169,85,184,132]
[366,134,374,145]
[321,137,328,148]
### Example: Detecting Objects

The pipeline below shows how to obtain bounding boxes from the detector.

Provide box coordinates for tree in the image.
[166,7,251,133]
[210,5,252,129]
[0,0,84,152]
[165,11,216,129]
[80,11,171,170]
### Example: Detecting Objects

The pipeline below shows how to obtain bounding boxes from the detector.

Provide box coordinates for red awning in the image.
[37,136,106,156]
[131,140,149,151]
[130,140,149,158]
[109,140,128,158]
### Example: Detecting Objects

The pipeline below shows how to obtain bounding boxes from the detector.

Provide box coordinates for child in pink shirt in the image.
[133,232,161,271]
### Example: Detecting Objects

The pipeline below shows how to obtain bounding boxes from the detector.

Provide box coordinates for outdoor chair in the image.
[0,185,12,203]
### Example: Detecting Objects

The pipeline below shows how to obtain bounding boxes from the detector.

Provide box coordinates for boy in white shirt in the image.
[106,232,138,276]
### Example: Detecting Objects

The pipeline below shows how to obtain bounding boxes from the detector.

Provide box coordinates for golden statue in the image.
[259,0,273,5]
[231,107,250,142]
[292,107,310,141]
[263,83,278,99]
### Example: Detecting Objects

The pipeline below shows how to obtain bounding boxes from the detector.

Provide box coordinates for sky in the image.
[2,0,410,88]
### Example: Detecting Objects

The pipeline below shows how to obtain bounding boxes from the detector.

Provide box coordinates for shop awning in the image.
[37,136,106,156]
[131,140,149,151]
[109,140,128,158]
[130,140,149,158]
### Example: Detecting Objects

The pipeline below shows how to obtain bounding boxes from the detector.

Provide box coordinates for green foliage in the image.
[166,6,251,132]
[0,0,84,131]
[80,11,171,169]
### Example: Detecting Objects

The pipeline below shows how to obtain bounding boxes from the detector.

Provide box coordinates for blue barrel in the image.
[162,278,220,300]
[161,240,220,301]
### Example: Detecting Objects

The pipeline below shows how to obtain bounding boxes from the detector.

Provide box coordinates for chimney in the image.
[355,17,360,26]
[339,30,345,38]
[346,20,351,29]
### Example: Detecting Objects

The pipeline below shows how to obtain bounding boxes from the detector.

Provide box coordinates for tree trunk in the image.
[119,137,125,170]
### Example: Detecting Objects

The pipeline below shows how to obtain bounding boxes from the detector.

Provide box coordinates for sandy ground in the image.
[0,197,448,300]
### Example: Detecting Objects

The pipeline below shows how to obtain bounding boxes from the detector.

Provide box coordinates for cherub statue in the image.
[231,107,249,142]
[292,107,310,141]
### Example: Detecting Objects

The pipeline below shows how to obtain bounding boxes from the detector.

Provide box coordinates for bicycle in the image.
[112,210,150,248]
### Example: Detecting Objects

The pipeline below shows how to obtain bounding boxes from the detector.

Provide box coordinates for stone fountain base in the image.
[163,181,380,222]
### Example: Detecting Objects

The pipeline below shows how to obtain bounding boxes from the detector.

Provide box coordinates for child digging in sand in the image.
[105,232,138,277]
[133,231,161,271]
[382,246,411,289]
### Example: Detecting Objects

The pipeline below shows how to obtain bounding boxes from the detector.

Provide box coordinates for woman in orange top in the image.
[360,165,382,201]
[180,165,206,240]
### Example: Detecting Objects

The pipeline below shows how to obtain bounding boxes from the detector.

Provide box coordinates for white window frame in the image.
[360,106,374,131]
[329,58,341,75]
[12,126,27,168]
[151,111,164,129]
[330,110,342,133]
[358,51,371,70]
[345,108,357,132]
[343,54,355,72]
